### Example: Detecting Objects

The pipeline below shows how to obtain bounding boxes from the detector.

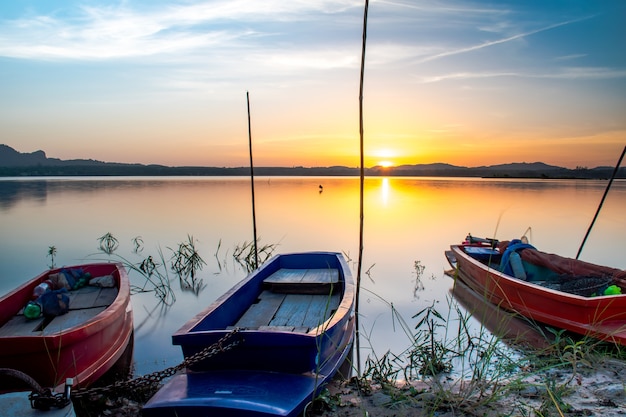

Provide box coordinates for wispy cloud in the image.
[0,0,362,61]
[418,67,626,83]
[554,54,587,62]
[552,67,626,80]
[417,16,594,64]
[378,0,507,17]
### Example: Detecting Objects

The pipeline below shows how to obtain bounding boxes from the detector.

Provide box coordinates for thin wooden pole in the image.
[576,145,626,259]
[247,91,259,269]
[355,0,369,376]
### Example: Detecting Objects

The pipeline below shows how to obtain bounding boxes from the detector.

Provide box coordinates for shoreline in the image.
[315,356,626,416]
[75,355,626,416]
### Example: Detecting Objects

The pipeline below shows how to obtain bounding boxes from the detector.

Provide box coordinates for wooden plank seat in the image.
[233,289,341,332]
[0,316,45,337]
[269,293,340,329]
[234,291,286,329]
[0,285,118,336]
[233,268,343,332]
[263,268,340,294]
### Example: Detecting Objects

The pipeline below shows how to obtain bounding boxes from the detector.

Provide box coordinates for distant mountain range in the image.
[1,144,623,179]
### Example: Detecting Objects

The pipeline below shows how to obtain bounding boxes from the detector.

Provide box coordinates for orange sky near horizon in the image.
[1,1,624,169]
[8,121,623,170]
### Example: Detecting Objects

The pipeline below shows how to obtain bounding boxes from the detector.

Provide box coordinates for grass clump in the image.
[170,234,207,295]
[232,239,277,272]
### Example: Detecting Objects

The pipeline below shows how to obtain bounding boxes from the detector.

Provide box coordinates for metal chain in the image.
[0,368,71,410]
[71,329,241,400]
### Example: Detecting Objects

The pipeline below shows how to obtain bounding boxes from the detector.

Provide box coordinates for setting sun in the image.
[372,148,396,168]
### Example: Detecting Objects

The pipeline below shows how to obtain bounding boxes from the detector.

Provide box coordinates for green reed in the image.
[47,245,57,268]
[169,235,207,295]
[232,239,277,273]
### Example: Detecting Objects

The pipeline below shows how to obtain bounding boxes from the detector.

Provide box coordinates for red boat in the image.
[0,263,133,392]
[446,236,626,346]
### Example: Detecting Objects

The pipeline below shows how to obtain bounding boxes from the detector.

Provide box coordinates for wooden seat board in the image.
[0,285,118,337]
[263,269,307,284]
[303,269,339,284]
[0,315,45,337]
[264,268,339,285]
[42,307,106,335]
[263,269,340,295]
[269,294,313,327]
[69,287,118,310]
[234,291,285,328]
[92,287,118,307]
[302,293,340,328]
[68,286,101,309]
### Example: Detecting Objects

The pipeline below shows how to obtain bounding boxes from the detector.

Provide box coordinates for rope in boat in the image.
[71,328,241,400]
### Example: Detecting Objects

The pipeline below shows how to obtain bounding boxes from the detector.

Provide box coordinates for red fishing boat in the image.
[0,263,133,392]
[446,235,626,346]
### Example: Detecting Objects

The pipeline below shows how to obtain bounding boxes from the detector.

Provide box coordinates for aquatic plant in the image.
[170,235,207,295]
[93,233,177,305]
[47,245,57,269]
[97,232,119,255]
[233,239,277,273]
[170,235,206,281]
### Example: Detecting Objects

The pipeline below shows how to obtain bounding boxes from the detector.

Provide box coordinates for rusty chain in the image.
[1,367,71,410]
[71,329,241,400]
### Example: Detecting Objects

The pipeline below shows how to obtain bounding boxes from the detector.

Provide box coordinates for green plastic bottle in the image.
[604,285,622,295]
[24,301,42,320]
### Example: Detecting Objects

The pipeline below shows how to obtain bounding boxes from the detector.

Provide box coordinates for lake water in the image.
[1,176,625,376]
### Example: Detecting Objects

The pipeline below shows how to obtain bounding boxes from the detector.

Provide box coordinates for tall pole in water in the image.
[247,91,259,269]
[576,145,625,259]
[355,0,369,376]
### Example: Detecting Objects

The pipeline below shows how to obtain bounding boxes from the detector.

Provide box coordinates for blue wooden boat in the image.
[143,252,355,417]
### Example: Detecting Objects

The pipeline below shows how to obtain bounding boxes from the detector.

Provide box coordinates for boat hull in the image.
[450,279,552,350]
[144,251,355,417]
[449,244,626,345]
[144,315,354,417]
[0,263,133,390]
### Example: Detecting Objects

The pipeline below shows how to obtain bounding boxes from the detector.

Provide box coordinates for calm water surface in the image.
[1,176,624,375]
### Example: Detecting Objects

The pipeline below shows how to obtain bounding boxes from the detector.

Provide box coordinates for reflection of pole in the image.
[576,145,625,260]
[355,0,369,376]
[247,91,259,269]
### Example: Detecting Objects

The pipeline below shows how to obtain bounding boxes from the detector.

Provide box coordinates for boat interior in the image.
[232,268,342,333]
[454,245,624,297]
[0,285,118,337]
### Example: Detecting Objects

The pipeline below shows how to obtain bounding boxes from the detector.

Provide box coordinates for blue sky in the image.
[1,0,624,168]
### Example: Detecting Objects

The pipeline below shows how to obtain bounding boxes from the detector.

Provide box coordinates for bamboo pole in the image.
[246,91,259,268]
[576,145,626,259]
[355,0,369,376]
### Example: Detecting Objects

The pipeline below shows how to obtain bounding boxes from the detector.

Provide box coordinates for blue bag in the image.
[39,288,70,316]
